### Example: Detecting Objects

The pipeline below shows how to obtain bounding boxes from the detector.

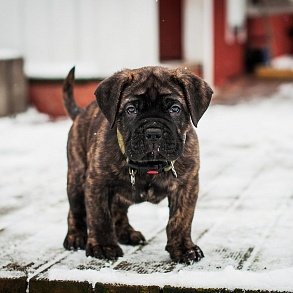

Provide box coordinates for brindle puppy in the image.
[63,66,213,263]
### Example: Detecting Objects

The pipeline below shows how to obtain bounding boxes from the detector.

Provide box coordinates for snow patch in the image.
[48,266,293,291]
[0,270,26,279]
[271,54,293,70]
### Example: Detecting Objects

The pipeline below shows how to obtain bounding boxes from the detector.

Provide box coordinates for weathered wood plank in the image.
[29,278,93,293]
[163,287,290,293]
[95,283,160,293]
[0,276,27,293]
[1,91,293,291]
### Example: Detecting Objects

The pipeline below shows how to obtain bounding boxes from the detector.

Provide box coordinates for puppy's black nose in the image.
[145,128,162,141]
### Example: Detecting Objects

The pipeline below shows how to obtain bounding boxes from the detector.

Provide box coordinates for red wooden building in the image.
[159,0,293,87]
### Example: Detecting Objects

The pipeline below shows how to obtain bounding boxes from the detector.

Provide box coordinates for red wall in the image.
[213,0,245,87]
[247,13,293,57]
[159,0,182,61]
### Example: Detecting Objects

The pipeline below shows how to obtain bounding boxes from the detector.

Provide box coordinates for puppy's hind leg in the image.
[112,198,146,246]
[63,138,87,250]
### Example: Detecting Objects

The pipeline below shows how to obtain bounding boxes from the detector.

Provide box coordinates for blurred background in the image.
[0,2,293,288]
[0,0,292,117]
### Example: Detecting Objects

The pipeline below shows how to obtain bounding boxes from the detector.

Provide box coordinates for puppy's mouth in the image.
[125,122,183,162]
[138,148,166,161]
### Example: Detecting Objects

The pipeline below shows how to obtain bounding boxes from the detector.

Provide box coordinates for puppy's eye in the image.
[126,105,137,115]
[169,104,181,114]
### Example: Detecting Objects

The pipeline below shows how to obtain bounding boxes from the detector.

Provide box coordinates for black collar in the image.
[127,160,173,175]
[127,160,178,187]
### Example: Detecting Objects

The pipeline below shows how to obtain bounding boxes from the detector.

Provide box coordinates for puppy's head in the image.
[95,66,213,162]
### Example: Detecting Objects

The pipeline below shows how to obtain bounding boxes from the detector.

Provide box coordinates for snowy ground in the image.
[272,55,293,70]
[0,83,293,291]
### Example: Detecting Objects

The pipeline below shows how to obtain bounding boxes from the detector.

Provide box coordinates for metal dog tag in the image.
[170,161,178,178]
[129,169,136,186]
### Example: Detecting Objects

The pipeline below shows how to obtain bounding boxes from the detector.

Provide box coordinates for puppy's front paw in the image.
[118,229,146,246]
[63,232,87,250]
[166,244,204,264]
[86,241,123,260]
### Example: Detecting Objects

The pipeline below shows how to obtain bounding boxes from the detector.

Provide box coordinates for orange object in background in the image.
[29,80,98,118]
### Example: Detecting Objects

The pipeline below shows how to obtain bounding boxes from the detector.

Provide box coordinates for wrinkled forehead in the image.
[121,70,185,106]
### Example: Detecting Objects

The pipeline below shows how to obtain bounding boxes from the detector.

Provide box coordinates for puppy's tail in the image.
[63,67,82,120]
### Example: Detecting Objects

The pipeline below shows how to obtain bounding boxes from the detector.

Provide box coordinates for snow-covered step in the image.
[1,83,293,292]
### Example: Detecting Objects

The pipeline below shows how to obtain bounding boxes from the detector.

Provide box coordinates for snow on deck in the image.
[1,83,293,292]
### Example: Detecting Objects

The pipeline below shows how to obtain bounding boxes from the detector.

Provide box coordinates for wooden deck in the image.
[1,90,293,292]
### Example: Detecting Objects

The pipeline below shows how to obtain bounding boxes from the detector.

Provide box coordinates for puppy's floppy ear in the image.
[174,68,213,127]
[95,70,131,128]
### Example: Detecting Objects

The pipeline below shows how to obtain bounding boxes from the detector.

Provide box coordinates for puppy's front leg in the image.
[165,176,204,263]
[85,182,123,260]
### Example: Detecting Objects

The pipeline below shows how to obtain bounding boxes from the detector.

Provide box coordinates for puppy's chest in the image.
[117,174,178,204]
[133,181,163,204]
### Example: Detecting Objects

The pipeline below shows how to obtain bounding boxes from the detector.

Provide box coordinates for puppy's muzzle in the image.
[127,119,183,162]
